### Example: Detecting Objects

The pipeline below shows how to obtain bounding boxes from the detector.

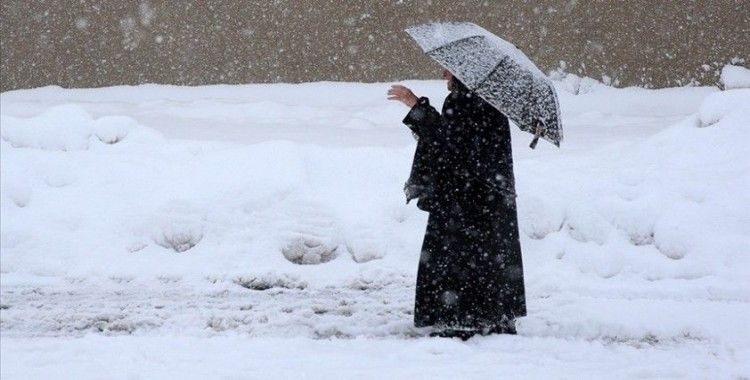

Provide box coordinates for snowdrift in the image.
[1,80,749,373]
[2,82,744,290]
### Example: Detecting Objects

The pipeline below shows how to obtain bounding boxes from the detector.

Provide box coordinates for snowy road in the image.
[2,276,746,379]
[2,80,749,379]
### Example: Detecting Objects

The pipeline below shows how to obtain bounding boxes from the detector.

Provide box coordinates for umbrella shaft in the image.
[529,123,544,149]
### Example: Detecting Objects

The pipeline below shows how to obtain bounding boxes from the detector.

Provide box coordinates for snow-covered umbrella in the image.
[406,22,562,148]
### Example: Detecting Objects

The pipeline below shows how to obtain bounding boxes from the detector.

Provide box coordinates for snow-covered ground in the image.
[1,78,749,379]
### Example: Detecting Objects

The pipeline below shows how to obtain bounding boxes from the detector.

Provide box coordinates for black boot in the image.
[429,329,477,341]
[484,318,516,335]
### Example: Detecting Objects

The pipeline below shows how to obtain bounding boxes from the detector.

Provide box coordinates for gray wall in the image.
[1,0,748,91]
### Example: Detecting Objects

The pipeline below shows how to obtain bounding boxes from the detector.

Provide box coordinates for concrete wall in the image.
[1,0,748,91]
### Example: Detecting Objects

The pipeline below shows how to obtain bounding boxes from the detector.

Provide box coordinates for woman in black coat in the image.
[388,70,526,339]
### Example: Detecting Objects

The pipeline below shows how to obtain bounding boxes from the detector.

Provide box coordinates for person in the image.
[387,69,526,340]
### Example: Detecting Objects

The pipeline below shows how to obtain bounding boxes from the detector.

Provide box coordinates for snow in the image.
[699,88,750,127]
[1,80,749,379]
[2,335,744,380]
[721,64,750,90]
[0,104,160,150]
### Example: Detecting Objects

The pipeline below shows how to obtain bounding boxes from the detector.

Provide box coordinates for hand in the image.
[387,85,418,108]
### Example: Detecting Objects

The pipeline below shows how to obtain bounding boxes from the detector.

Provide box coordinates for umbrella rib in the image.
[424,35,484,55]
[426,35,504,92]
[472,59,507,91]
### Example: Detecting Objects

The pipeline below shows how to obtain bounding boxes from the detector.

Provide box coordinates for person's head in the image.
[442,69,470,94]
[442,69,454,91]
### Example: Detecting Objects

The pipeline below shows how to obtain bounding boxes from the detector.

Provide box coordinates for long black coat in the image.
[403,82,526,331]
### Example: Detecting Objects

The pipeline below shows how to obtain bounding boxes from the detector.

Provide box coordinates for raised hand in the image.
[387,85,418,108]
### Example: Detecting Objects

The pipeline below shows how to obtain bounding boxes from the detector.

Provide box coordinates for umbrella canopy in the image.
[406,22,563,148]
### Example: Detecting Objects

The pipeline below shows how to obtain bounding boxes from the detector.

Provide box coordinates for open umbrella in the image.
[406,22,562,148]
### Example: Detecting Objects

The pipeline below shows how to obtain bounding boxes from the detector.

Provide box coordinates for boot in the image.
[483,318,516,335]
[429,328,477,341]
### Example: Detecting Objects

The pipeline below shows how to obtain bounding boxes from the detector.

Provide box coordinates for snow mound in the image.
[0,104,162,150]
[518,195,565,239]
[345,233,386,263]
[149,203,207,253]
[153,222,205,253]
[2,83,749,375]
[282,235,338,265]
[698,88,750,127]
[233,273,308,290]
[517,83,749,285]
[549,72,609,95]
[1,82,745,286]
[721,64,750,90]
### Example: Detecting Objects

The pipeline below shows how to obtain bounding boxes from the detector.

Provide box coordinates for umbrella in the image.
[405,22,562,148]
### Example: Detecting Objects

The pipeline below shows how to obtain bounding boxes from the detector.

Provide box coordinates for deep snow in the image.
[1,78,749,379]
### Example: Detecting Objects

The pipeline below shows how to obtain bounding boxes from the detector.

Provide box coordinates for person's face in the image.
[442,69,453,91]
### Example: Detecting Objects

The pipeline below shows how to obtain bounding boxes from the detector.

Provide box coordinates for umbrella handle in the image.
[529,123,544,149]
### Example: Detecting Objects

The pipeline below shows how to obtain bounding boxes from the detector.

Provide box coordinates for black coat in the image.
[402,82,526,331]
